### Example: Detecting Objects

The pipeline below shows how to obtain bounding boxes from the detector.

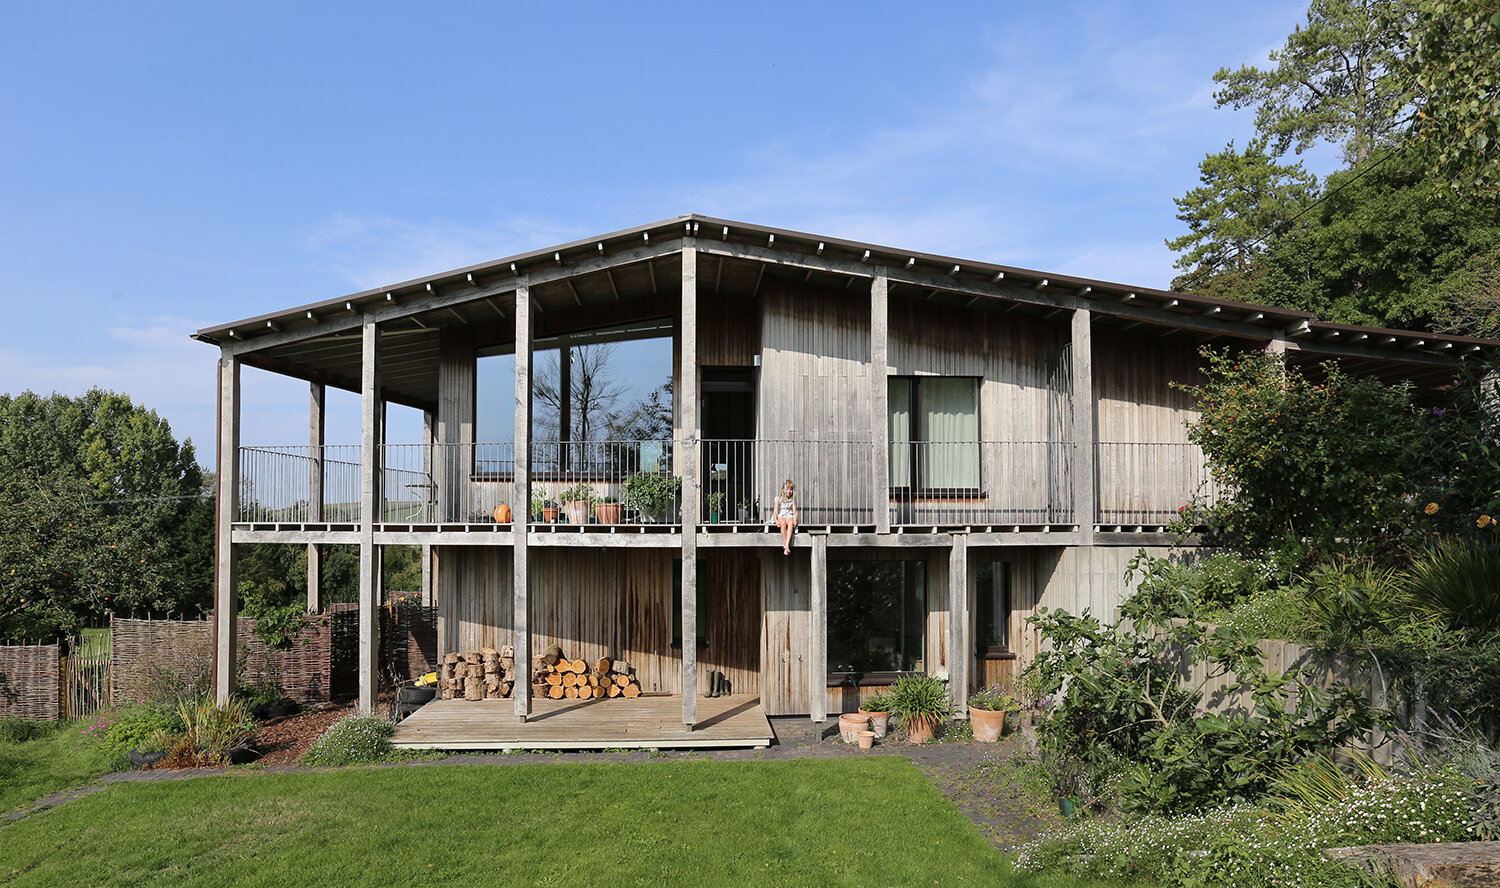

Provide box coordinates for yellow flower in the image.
[1479,515,1493,528]
[1425,502,1440,515]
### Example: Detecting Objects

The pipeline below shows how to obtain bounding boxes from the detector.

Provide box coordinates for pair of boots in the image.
[703,670,731,698]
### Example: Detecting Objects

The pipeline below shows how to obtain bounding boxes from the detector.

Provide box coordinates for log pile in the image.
[438,646,514,700]
[529,643,643,700]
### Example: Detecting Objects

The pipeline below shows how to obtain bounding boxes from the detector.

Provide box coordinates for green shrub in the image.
[0,718,58,744]
[302,716,396,767]
[161,697,256,766]
[1125,552,1274,622]
[101,709,181,753]
[885,674,954,730]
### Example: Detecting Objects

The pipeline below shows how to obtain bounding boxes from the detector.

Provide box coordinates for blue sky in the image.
[1,1,1337,457]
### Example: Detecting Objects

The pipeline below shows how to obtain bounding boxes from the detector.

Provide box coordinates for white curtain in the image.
[919,378,978,488]
[888,379,911,486]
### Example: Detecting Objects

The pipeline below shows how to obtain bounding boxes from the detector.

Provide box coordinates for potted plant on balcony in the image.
[887,673,954,745]
[595,496,623,525]
[737,495,760,524]
[558,482,598,525]
[968,684,1020,742]
[706,492,725,524]
[622,471,680,523]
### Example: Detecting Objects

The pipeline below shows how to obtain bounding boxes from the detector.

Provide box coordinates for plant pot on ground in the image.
[859,691,893,739]
[887,673,954,745]
[968,684,1020,743]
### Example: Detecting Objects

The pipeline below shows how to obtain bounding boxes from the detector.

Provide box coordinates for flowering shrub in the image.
[101,708,181,753]
[302,716,396,767]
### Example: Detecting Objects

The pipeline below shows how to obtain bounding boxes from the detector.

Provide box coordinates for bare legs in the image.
[775,517,797,554]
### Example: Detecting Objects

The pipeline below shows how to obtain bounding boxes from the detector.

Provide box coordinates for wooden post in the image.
[948,532,969,716]
[809,531,828,724]
[421,408,434,605]
[1070,309,1095,543]
[357,317,381,714]
[558,344,571,470]
[513,282,533,723]
[437,327,476,522]
[213,351,240,705]
[307,382,324,613]
[680,242,700,728]
[871,275,890,534]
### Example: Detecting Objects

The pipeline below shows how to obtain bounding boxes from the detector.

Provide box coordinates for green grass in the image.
[0,719,121,814]
[0,758,1137,887]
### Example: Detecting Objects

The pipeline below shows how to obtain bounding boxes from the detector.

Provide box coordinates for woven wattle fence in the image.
[0,643,61,719]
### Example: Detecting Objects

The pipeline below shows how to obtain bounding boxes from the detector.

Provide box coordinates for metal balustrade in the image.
[1095,441,1222,526]
[235,438,1217,531]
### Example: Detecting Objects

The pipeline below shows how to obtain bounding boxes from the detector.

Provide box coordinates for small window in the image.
[975,561,1011,656]
[828,560,926,679]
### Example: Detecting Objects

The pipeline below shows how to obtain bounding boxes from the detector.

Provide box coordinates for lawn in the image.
[0,719,120,814]
[0,757,1139,887]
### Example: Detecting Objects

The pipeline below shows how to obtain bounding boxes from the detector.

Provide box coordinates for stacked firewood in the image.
[438,646,514,700]
[529,643,642,700]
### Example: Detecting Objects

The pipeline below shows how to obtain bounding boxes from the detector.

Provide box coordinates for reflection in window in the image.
[827,560,926,674]
[975,561,1011,652]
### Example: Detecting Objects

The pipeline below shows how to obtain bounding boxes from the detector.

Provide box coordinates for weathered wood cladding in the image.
[436,326,476,523]
[887,294,1064,442]
[1093,329,1201,444]
[698,289,761,368]
[436,546,762,699]
[758,276,872,440]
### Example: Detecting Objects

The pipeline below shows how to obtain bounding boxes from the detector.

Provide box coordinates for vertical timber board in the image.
[948,533,969,715]
[421,409,435,605]
[1070,310,1096,541]
[761,550,811,715]
[513,282,533,721]
[307,382,325,612]
[357,318,382,714]
[437,326,476,522]
[680,243,699,726]
[870,275,890,533]
[214,352,240,704]
[808,533,828,723]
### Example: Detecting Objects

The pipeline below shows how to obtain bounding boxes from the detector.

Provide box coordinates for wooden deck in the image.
[391,693,775,750]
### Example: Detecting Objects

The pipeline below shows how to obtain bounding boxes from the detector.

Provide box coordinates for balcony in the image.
[234,439,1219,533]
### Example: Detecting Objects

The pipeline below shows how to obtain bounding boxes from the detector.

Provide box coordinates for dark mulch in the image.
[251,704,359,765]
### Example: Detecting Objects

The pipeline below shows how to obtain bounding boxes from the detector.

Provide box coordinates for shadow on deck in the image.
[391,693,775,751]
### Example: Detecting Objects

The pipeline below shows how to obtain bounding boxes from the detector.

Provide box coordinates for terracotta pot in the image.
[859,709,891,739]
[542,507,559,523]
[970,706,1007,742]
[595,502,622,524]
[905,715,936,745]
[857,730,875,750]
[563,500,589,525]
[492,503,512,524]
[838,712,870,743]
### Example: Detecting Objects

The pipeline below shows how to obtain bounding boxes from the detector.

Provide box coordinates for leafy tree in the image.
[1167,138,1318,294]
[1407,0,1500,191]
[0,390,212,638]
[604,377,674,441]
[533,344,629,448]
[1213,0,1414,165]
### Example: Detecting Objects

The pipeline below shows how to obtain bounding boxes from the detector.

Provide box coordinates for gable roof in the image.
[194,213,1497,410]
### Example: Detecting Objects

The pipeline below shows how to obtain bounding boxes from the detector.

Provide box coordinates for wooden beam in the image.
[810,533,828,724]
[947,534,969,715]
[421,408,435,606]
[513,283,534,723]
[680,242,700,728]
[870,275,891,535]
[357,317,381,714]
[213,352,240,705]
[307,382,325,613]
[1071,309,1096,544]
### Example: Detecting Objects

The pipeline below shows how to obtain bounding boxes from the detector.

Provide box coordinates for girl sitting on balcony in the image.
[773,479,798,555]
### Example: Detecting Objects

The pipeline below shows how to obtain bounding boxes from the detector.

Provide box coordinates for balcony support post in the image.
[213,351,240,705]
[809,531,828,724]
[680,241,700,728]
[1070,309,1096,542]
[421,408,434,604]
[307,382,324,613]
[948,532,969,715]
[513,282,534,723]
[871,274,890,534]
[357,316,382,714]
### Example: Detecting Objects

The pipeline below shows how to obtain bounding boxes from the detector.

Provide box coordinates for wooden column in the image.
[680,242,700,728]
[513,282,534,723]
[1070,309,1096,544]
[213,351,240,704]
[1266,335,1290,356]
[437,327,476,522]
[871,275,890,534]
[307,382,325,613]
[809,531,828,724]
[357,317,381,714]
[948,532,970,716]
[558,344,571,469]
[420,409,435,605]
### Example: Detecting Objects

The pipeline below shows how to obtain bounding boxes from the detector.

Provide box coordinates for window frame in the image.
[974,560,1015,661]
[887,375,983,499]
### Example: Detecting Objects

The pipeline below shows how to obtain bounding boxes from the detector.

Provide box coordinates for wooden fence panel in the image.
[0,643,61,720]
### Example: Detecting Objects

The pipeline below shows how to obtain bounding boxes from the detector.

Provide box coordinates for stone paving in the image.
[6,716,1058,851]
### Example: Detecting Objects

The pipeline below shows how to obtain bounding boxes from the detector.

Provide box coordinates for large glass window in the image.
[827,560,926,675]
[889,377,979,492]
[975,561,1011,653]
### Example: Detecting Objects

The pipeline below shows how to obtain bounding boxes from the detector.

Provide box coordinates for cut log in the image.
[595,657,612,675]
[547,685,565,699]
[591,685,607,699]
[498,681,512,697]
[561,672,577,688]
[442,652,461,665]
[570,658,586,674]
[607,684,622,698]
[500,645,514,658]
[500,657,515,673]
[613,660,634,676]
[532,682,548,698]
[564,686,578,699]
[622,683,641,699]
[587,675,599,687]
[542,644,563,666]
[545,672,563,687]
[615,674,632,688]
[463,680,484,701]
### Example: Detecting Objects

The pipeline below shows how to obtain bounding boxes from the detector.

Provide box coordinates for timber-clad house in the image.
[194,214,1491,742]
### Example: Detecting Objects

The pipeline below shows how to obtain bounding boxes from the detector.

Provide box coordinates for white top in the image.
[774,495,796,519]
